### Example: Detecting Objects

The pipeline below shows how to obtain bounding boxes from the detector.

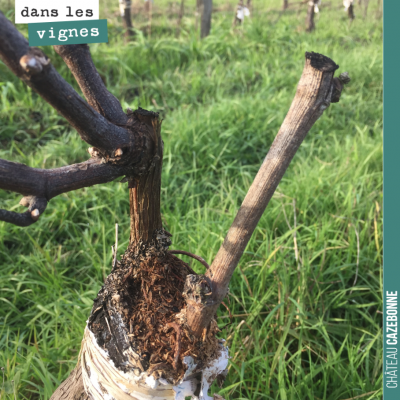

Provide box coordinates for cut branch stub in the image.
[0,196,47,227]
[0,12,163,229]
[183,274,215,338]
[185,52,349,338]
[19,49,50,75]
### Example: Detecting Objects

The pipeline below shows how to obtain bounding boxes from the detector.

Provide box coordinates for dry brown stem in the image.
[53,45,128,125]
[185,52,349,337]
[169,250,210,270]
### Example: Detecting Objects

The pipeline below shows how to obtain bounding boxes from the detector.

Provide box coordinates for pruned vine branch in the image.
[0,12,156,227]
[0,158,126,226]
[53,45,128,125]
[185,52,351,337]
[0,12,131,155]
[0,158,125,198]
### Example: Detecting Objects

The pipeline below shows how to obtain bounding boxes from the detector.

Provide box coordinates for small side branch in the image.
[54,45,128,125]
[169,250,210,270]
[0,158,125,226]
[0,196,47,227]
[0,158,125,199]
[0,12,131,155]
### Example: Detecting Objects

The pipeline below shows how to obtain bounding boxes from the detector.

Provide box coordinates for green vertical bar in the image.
[384,0,400,398]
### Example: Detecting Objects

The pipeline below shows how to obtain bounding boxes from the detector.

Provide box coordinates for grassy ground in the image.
[0,0,382,399]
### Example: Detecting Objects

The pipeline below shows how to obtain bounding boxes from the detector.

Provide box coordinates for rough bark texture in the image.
[1,10,175,399]
[0,13,158,227]
[185,52,344,337]
[50,361,87,400]
[305,1,315,32]
[54,45,128,125]
[47,111,165,400]
[201,0,213,38]
[0,158,125,199]
[0,13,131,155]
[128,110,163,245]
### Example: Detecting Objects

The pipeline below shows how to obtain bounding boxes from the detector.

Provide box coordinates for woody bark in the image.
[128,113,163,245]
[184,52,348,338]
[306,1,316,32]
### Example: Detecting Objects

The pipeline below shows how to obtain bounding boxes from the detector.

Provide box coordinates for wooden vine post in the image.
[119,0,134,38]
[348,4,355,20]
[176,0,185,37]
[344,0,356,20]
[0,9,350,400]
[306,0,316,32]
[201,0,213,38]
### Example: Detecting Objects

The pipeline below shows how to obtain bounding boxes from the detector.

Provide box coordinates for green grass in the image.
[0,0,382,399]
